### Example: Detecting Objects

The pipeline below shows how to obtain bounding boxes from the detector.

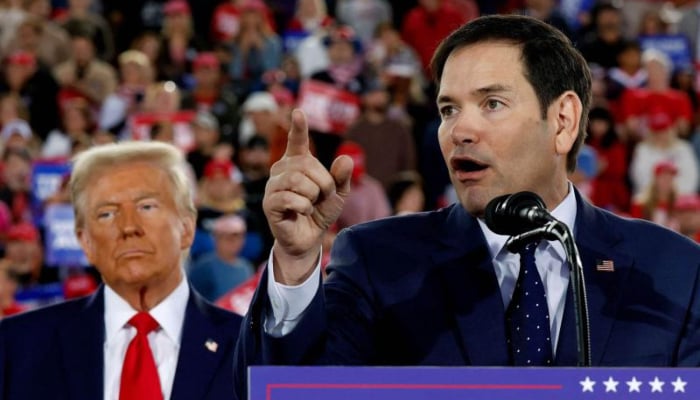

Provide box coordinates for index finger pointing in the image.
[285,109,311,157]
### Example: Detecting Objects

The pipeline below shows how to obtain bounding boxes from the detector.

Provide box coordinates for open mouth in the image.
[452,158,488,173]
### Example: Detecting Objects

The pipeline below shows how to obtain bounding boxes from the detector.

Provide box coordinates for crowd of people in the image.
[0,0,699,318]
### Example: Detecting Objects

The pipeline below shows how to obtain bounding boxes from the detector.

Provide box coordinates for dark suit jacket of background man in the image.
[0,285,242,400]
[236,190,700,387]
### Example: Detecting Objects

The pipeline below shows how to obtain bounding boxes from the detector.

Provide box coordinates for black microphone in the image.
[484,191,556,236]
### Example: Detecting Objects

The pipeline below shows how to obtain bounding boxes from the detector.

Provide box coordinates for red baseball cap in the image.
[675,194,700,211]
[7,223,39,242]
[6,50,36,67]
[193,52,220,70]
[240,0,267,13]
[163,0,190,15]
[204,159,234,179]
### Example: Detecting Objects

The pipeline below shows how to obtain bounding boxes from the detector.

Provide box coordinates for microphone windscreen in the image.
[485,191,546,236]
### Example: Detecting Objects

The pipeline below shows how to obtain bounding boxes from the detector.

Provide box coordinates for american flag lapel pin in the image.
[596,259,615,272]
[205,339,218,353]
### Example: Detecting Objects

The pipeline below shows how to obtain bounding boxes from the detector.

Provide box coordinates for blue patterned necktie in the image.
[506,241,553,366]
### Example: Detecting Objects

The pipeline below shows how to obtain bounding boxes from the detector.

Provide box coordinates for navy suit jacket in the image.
[236,192,700,391]
[0,285,242,400]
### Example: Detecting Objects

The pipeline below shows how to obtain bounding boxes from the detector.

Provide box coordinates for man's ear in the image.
[76,228,95,265]
[180,215,196,251]
[553,91,582,155]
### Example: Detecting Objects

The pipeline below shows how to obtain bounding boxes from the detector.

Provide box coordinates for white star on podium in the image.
[580,376,595,392]
[649,376,665,393]
[626,377,642,392]
[603,376,619,392]
[671,377,687,393]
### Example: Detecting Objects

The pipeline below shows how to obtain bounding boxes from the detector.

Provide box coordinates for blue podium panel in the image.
[249,366,698,400]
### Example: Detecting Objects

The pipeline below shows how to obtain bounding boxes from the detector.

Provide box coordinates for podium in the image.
[250,366,698,399]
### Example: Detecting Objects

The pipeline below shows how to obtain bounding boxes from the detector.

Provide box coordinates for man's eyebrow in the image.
[92,192,161,209]
[437,84,515,104]
[473,83,514,96]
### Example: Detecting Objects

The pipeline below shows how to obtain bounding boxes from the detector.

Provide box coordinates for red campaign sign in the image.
[298,80,361,135]
[131,110,197,152]
[215,269,263,316]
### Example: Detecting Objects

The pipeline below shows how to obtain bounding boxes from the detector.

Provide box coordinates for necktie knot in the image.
[519,241,538,262]
[129,312,159,335]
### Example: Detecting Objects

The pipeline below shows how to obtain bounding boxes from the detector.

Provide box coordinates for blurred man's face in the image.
[193,125,219,148]
[327,41,355,65]
[646,60,669,89]
[76,162,194,299]
[437,42,571,217]
[214,229,245,261]
[2,153,32,192]
[597,9,622,43]
[193,66,220,87]
[240,147,270,178]
[17,25,40,50]
[72,37,95,65]
[248,110,276,133]
[204,175,238,201]
[363,89,389,114]
[5,241,39,274]
[5,64,32,90]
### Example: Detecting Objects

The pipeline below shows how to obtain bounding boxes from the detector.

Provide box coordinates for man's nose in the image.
[117,207,144,236]
[449,109,481,145]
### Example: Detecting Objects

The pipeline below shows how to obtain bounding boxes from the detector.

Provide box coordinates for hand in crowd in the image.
[263,110,353,285]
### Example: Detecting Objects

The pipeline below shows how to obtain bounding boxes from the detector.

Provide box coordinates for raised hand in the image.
[263,109,353,285]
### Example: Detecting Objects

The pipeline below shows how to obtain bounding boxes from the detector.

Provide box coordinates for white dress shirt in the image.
[266,186,578,355]
[103,277,189,400]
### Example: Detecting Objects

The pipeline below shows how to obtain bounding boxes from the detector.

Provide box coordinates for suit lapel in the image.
[557,194,633,365]
[435,205,510,365]
[57,286,105,400]
[170,290,233,400]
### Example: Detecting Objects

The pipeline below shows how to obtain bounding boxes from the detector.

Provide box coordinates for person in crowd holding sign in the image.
[234,14,700,397]
[304,24,372,168]
[0,141,242,400]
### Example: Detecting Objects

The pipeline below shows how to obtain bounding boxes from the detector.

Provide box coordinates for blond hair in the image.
[69,141,196,229]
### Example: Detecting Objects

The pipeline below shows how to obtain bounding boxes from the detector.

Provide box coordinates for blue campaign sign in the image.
[43,203,89,268]
[250,366,698,400]
[282,30,309,54]
[639,34,692,71]
[31,160,71,224]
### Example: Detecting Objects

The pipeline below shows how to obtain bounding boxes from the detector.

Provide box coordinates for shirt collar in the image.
[104,274,189,345]
[478,183,578,261]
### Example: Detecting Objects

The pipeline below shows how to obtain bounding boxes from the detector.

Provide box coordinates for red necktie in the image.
[119,312,163,400]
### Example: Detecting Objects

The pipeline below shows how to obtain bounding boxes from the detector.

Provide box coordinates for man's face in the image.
[193,125,219,148]
[327,41,355,65]
[2,153,31,192]
[437,42,569,218]
[214,230,245,260]
[193,66,220,87]
[76,162,194,295]
[72,37,94,65]
[4,241,38,273]
[240,147,270,175]
[5,63,31,90]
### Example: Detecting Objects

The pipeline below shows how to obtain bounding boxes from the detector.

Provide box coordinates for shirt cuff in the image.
[264,247,322,336]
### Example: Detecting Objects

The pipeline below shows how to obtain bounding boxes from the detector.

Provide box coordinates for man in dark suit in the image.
[0,141,242,400]
[234,13,700,397]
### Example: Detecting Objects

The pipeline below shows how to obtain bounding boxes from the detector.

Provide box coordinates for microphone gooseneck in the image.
[484,191,592,367]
